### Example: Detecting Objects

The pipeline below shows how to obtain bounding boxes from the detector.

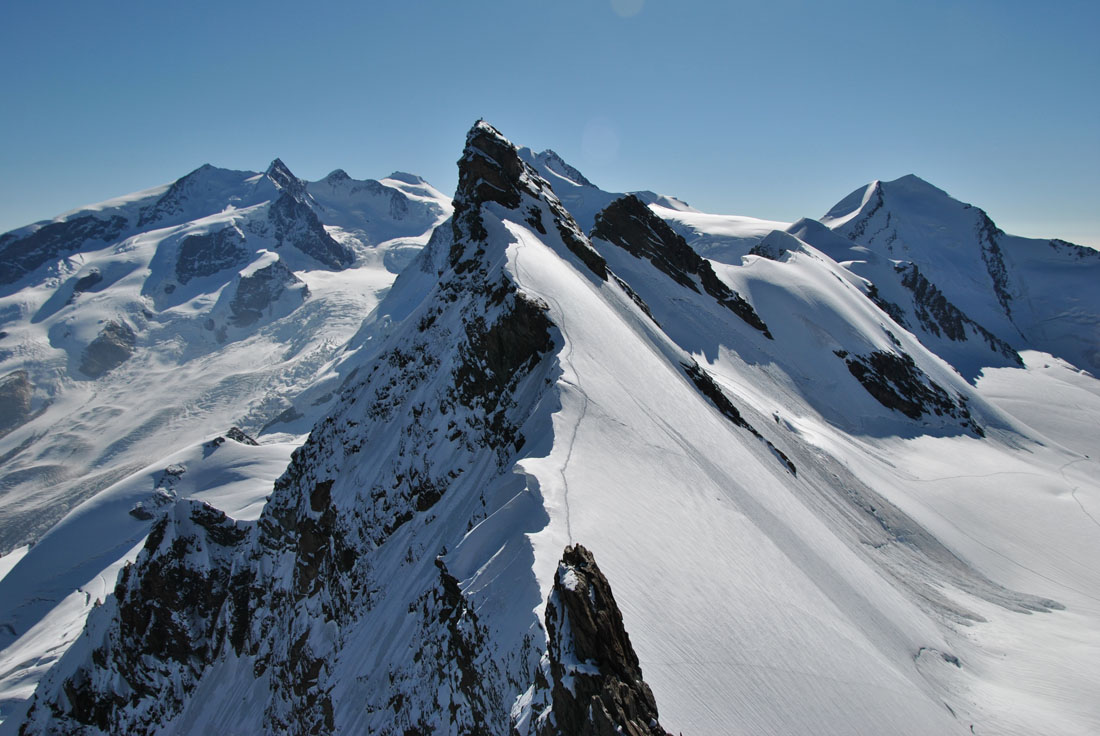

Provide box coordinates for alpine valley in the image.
[0,122,1097,735]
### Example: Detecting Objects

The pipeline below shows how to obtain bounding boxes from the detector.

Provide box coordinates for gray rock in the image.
[523,544,671,736]
[229,260,307,327]
[592,194,771,337]
[0,215,127,285]
[79,321,137,378]
[175,228,247,284]
[0,370,32,434]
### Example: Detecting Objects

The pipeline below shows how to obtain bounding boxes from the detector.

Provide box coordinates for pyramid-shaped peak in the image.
[467,119,509,144]
[266,157,293,177]
[536,148,595,188]
[265,158,306,198]
[883,174,952,199]
[456,120,530,210]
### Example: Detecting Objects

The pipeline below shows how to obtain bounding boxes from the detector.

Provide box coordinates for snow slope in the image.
[8,123,1098,736]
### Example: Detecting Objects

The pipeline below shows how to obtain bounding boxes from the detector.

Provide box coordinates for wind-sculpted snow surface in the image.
[5,124,1100,736]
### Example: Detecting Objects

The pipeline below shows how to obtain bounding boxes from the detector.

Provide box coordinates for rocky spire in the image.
[451,121,608,280]
[517,544,671,736]
[265,158,307,200]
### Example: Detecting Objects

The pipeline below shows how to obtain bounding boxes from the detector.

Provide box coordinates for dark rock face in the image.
[79,320,137,378]
[977,212,1014,319]
[452,121,608,281]
[226,426,259,445]
[455,292,555,454]
[0,370,32,435]
[591,195,771,337]
[521,545,670,736]
[266,158,308,200]
[682,361,796,474]
[267,192,355,270]
[383,559,507,736]
[865,282,909,327]
[175,227,248,284]
[229,260,307,327]
[137,164,218,228]
[837,349,984,435]
[896,262,1020,363]
[72,268,104,295]
[0,215,127,285]
[22,501,248,734]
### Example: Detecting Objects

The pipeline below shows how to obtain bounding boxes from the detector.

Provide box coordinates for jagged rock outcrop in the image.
[226,426,259,445]
[20,500,249,733]
[454,121,608,280]
[266,159,308,201]
[836,348,983,435]
[79,320,137,378]
[896,262,1020,363]
[256,158,355,270]
[175,227,248,284]
[0,215,128,285]
[266,189,355,269]
[229,259,308,327]
[591,194,771,337]
[515,545,671,736]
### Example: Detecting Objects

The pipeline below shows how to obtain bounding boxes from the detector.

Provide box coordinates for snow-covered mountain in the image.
[1,123,1098,735]
[0,159,450,718]
[803,174,1100,378]
[0,158,449,548]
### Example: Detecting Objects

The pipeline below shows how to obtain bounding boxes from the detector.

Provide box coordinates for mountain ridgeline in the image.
[1,121,1097,736]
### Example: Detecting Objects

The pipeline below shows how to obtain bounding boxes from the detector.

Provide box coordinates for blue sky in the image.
[2,0,1097,245]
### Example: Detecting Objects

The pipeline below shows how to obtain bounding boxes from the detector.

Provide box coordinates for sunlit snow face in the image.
[610,0,645,18]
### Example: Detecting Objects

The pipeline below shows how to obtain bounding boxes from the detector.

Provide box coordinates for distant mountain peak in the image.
[264,158,306,199]
[886,173,945,192]
[386,171,427,185]
[536,148,596,188]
